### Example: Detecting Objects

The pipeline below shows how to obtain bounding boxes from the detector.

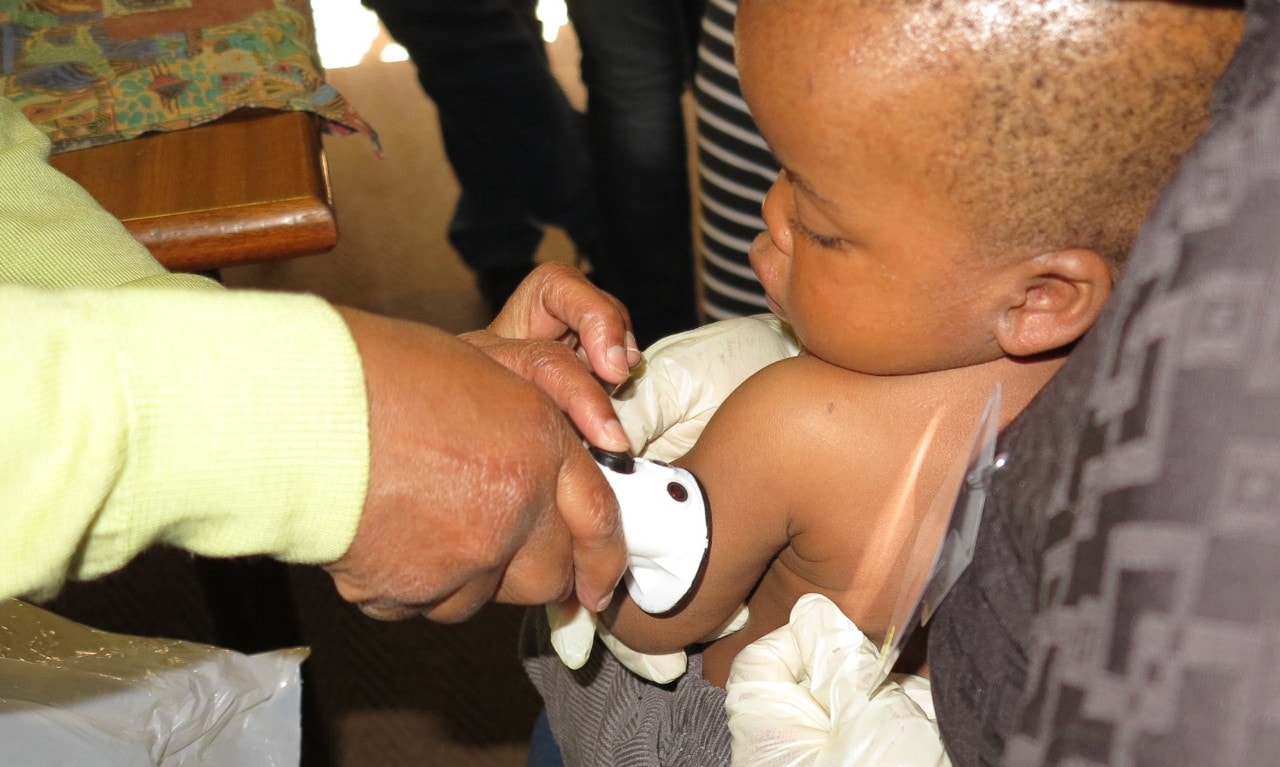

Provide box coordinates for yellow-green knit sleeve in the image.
[0,285,369,601]
[0,96,213,292]
[0,95,368,600]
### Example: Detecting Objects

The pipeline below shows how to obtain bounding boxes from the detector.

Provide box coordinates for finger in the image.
[554,439,626,613]
[521,348,630,451]
[338,566,495,624]
[496,264,639,383]
[462,336,628,451]
[478,338,626,449]
[488,263,573,338]
[730,627,806,684]
[548,286,638,384]
[486,266,558,338]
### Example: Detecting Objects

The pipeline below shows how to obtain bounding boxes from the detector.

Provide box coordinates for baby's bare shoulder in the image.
[710,357,992,501]
[675,357,853,506]
[722,355,948,429]
[692,357,930,484]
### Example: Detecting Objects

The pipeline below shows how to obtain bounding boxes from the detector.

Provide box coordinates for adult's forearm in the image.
[0,286,369,601]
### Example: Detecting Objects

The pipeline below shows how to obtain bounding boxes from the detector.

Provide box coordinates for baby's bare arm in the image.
[600,355,936,653]
[601,360,807,653]
[603,353,1038,656]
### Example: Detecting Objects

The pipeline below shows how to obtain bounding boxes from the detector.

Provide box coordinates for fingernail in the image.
[625,331,641,367]
[603,418,629,451]
[595,590,614,613]
[607,345,630,378]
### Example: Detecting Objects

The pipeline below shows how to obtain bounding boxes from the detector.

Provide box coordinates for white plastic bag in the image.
[0,599,305,766]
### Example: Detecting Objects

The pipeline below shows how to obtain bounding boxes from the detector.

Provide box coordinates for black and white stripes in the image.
[694,0,777,320]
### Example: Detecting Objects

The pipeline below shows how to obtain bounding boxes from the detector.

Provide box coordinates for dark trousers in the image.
[365,0,598,272]
[566,0,706,345]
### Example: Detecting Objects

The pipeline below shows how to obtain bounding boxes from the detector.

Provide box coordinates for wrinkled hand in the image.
[726,594,949,767]
[613,314,800,462]
[463,263,640,452]
[325,307,626,623]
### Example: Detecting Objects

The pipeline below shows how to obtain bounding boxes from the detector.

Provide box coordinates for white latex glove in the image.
[548,598,691,683]
[548,567,749,684]
[549,316,799,682]
[725,594,950,767]
[613,314,801,462]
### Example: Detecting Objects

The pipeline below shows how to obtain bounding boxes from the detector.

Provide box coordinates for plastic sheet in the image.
[0,599,305,766]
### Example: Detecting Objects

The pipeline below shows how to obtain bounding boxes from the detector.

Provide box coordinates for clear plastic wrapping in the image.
[0,599,305,766]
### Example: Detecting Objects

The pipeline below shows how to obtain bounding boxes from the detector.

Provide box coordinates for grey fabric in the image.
[929,2,1280,764]
[521,609,731,766]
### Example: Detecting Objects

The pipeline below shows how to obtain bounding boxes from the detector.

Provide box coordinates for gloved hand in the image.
[613,314,801,462]
[548,315,800,682]
[549,598,750,684]
[549,597,691,682]
[725,594,949,767]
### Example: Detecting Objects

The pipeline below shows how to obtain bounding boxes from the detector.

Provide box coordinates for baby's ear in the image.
[994,248,1114,358]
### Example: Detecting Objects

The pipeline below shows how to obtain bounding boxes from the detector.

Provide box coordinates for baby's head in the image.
[739,0,1242,375]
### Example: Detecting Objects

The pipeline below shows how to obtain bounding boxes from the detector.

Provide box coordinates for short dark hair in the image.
[923,1,1243,268]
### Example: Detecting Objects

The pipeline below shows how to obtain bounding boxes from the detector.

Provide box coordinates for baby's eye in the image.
[792,217,846,249]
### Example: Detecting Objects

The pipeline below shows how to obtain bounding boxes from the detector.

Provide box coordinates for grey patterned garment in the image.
[521,609,731,766]
[929,2,1280,764]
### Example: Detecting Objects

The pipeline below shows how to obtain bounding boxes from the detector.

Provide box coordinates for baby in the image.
[525,0,1243,762]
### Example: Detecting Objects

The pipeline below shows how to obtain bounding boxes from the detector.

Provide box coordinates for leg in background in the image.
[567,0,705,346]
[363,0,599,311]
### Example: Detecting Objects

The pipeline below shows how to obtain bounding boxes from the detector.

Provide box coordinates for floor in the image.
[217,13,588,767]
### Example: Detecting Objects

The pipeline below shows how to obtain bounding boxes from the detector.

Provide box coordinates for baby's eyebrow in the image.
[786,168,836,207]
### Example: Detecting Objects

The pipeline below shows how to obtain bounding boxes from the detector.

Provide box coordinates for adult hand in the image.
[463,263,640,452]
[325,307,625,623]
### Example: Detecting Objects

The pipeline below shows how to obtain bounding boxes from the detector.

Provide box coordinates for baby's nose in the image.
[748,230,783,283]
